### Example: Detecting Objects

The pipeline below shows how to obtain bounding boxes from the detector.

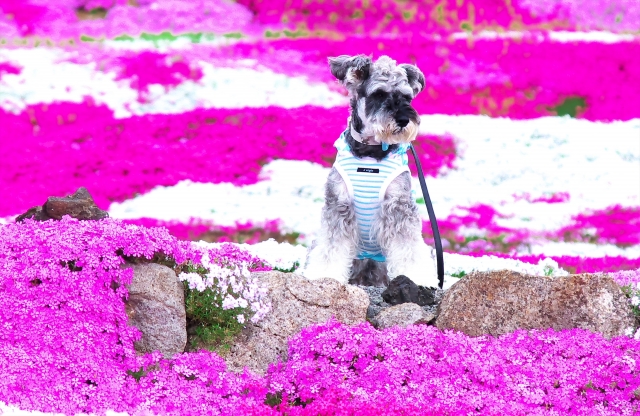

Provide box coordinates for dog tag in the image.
[357,168,379,173]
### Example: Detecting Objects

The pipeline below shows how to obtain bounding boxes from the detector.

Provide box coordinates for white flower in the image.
[630,296,640,307]
[241,263,250,278]
[236,314,245,324]
[222,295,239,310]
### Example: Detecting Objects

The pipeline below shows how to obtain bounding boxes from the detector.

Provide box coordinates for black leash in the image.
[409,144,444,289]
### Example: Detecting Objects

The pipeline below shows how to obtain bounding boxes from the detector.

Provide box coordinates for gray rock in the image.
[123,263,187,359]
[357,284,445,322]
[358,285,386,306]
[16,187,108,222]
[367,304,384,321]
[381,275,438,306]
[436,270,635,339]
[373,303,436,329]
[223,272,369,375]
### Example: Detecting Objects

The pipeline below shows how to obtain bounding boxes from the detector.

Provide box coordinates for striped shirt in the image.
[333,132,410,262]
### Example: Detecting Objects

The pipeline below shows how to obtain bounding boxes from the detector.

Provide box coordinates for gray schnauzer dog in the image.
[302,54,438,288]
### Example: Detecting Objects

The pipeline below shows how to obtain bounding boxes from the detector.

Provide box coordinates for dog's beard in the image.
[371,119,420,144]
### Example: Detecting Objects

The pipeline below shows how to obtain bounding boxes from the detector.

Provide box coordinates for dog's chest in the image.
[333,146,410,255]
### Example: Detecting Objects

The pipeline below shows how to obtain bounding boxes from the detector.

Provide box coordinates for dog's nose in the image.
[396,116,410,128]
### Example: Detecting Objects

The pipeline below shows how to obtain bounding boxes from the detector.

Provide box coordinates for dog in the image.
[301,54,439,288]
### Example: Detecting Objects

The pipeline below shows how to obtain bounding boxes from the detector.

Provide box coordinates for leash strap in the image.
[409,144,445,289]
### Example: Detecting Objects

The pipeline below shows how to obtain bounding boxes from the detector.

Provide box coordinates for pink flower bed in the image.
[464,252,640,275]
[267,319,640,415]
[0,217,276,415]
[515,191,571,204]
[0,0,259,39]
[422,203,640,254]
[1,218,639,415]
[0,101,457,218]
[0,61,21,78]
[114,51,203,100]
[123,217,288,244]
[2,0,637,42]
[555,205,640,247]
[239,0,640,34]
[423,203,532,253]
[3,30,639,121]
[213,36,640,120]
[610,268,640,287]
[4,34,639,122]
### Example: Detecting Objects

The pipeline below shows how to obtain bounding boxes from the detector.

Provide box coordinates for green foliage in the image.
[552,97,586,118]
[264,392,283,407]
[126,364,158,382]
[275,261,300,274]
[282,29,309,38]
[223,32,243,39]
[621,284,640,319]
[119,252,252,352]
[110,31,223,45]
[543,264,555,277]
[181,261,250,351]
[113,34,135,41]
[451,271,467,278]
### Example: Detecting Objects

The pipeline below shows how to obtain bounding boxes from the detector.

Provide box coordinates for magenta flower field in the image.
[1,0,639,415]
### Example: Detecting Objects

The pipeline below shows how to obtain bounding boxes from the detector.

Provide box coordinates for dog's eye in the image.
[370,90,387,100]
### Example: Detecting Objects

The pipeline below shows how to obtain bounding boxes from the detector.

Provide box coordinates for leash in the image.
[409,144,445,289]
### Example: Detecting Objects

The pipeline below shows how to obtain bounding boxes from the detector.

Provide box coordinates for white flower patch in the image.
[0,48,347,118]
[0,402,130,416]
[445,252,568,278]
[178,241,271,324]
[239,238,309,272]
[192,240,569,291]
[450,30,639,43]
[524,242,640,258]
[0,48,138,117]
[417,114,640,234]
[194,238,308,274]
[624,327,640,339]
[109,159,328,241]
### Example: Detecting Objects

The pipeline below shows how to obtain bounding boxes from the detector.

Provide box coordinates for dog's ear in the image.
[399,64,425,96]
[328,54,372,87]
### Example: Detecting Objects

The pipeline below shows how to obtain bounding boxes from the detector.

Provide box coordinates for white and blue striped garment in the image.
[333,132,411,262]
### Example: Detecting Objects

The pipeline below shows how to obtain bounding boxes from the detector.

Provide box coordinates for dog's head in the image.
[329,54,424,145]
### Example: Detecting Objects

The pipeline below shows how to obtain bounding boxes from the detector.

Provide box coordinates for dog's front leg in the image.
[302,168,358,284]
[372,172,439,288]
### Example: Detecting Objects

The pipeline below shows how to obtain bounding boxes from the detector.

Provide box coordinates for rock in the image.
[223,272,369,375]
[381,275,438,306]
[123,263,187,359]
[436,270,635,339]
[358,284,444,322]
[373,303,435,329]
[367,304,385,321]
[16,187,108,222]
[15,206,51,222]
